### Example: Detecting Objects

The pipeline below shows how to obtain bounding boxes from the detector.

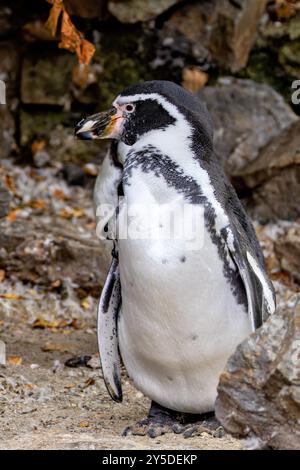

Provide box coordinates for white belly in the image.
[118,226,251,414]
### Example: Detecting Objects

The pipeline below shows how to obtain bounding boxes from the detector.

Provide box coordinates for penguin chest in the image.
[117,183,251,413]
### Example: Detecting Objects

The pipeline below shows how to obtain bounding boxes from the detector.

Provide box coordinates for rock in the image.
[215,305,300,450]
[21,50,76,106]
[200,78,298,175]
[279,40,300,77]
[0,41,19,158]
[160,0,267,72]
[62,164,86,186]
[275,225,300,283]
[108,0,181,24]
[0,217,110,295]
[64,0,107,19]
[20,109,106,165]
[0,6,13,36]
[236,119,300,220]
[0,182,11,218]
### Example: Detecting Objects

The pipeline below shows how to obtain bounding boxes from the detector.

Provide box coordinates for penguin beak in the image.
[75,108,123,140]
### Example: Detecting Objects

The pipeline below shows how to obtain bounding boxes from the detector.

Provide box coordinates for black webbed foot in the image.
[122,402,224,439]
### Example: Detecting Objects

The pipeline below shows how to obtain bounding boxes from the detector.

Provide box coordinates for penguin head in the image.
[75,80,213,147]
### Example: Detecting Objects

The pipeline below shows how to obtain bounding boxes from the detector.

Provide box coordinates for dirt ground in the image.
[0,300,243,450]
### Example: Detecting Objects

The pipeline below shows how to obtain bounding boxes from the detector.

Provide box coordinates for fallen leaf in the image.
[81,298,91,310]
[51,279,62,288]
[7,356,22,366]
[79,421,89,428]
[52,188,66,200]
[41,342,72,352]
[59,207,85,219]
[0,293,24,300]
[31,139,46,155]
[64,383,75,389]
[32,318,61,329]
[6,209,21,222]
[4,174,16,193]
[82,377,95,389]
[28,199,46,210]
[0,270,5,283]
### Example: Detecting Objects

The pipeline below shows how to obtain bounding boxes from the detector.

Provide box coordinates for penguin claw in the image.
[182,418,225,439]
[122,418,181,438]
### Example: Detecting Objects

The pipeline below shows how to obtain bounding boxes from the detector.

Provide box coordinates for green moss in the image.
[21,49,76,106]
[279,40,300,76]
[92,27,155,109]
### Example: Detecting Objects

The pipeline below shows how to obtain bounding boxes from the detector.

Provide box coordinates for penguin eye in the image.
[125,104,135,113]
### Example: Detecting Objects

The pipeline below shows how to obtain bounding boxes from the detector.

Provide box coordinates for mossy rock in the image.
[279,40,300,77]
[21,47,76,106]
[20,109,105,164]
[92,27,156,109]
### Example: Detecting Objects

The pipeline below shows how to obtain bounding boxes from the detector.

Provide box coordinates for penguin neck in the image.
[117,120,192,167]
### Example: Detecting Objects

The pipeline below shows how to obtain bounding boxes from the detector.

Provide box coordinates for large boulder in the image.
[0,182,11,218]
[215,305,300,450]
[0,217,110,295]
[238,119,300,220]
[159,0,267,71]
[275,225,300,283]
[200,78,298,175]
[0,41,19,158]
[108,0,181,23]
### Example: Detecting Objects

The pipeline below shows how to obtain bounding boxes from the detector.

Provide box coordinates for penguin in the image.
[75,80,276,436]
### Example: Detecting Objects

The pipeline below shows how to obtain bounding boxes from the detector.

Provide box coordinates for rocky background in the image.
[0,0,299,450]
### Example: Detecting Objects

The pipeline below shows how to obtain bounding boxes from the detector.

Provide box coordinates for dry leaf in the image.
[45,0,64,37]
[32,318,61,329]
[59,207,85,219]
[0,270,5,283]
[79,421,89,428]
[274,0,300,18]
[45,1,95,65]
[82,377,95,389]
[182,68,209,93]
[4,174,16,193]
[52,188,66,200]
[6,209,21,222]
[7,356,22,366]
[41,342,72,352]
[0,293,24,300]
[28,199,46,210]
[31,139,46,155]
[81,298,91,310]
[64,383,75,389]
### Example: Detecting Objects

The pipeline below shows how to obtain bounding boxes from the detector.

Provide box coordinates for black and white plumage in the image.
[76,80,275,415]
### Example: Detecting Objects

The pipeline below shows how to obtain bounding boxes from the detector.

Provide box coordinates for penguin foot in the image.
[122,401,185,438]
[122,402,224,439]
[181,414,225,439]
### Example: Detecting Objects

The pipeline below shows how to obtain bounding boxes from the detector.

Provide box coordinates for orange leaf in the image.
[6,209,21,222]
[0,270,5,283]
[0,293,24,300]
[78,39,96,66]
[7,356,22,366]
[4,174,16,193]
[45,0,64,37]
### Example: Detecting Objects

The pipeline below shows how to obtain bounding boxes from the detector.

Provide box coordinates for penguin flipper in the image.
[225,226,276,331]
[97,256,122,402]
